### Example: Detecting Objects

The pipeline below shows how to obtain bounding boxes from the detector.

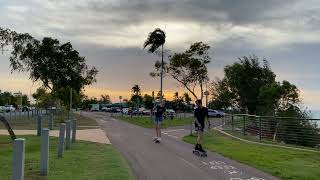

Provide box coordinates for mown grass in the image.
[183,130,320,180]
[0,135,133,180]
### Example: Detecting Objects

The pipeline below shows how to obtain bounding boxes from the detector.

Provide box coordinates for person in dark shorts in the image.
[153,102,166,142]
[194,99,209,152]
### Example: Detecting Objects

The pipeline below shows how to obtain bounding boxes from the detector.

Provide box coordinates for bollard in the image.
[65,120,71,149]
[48,114,53,130]
[71,119,77,143]
[12,138,25,180]
[40,129,49,176]
[37,115,42,136]
[58,123,66,158]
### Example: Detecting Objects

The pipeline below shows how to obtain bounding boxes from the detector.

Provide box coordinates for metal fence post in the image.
[37,115,42,136]
[48,114,53,130]
[71,119,77,143]
[231,115,234,131]
[58,123,66,158]
[40,129,49,176]
[190,117,193,135]
[259,116,262,141]
[65,120,71,150]
[12,138,25,180]
[243,115,246,135]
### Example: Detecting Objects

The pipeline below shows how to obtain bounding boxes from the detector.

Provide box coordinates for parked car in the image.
[22,106,33,112]
[142,110,151,115]
[4,105,16,112]
[208,109,225,117]
[101,107,111,112]
[122,108,129,114]
[164,109,176,119]
[0,106,5,113]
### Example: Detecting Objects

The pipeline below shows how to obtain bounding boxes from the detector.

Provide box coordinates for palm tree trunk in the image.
[160,44,164,103]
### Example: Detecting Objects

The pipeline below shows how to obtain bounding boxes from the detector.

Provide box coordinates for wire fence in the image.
[0,108,69,130]
[222,114,320,149]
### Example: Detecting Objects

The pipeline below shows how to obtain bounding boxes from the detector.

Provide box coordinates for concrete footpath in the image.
[0,129,111,144]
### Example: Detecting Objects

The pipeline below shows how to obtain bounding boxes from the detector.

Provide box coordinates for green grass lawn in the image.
[0,135,133,180]
[115,115,193,128]
[0,113,98,130]
[183,130,320,180]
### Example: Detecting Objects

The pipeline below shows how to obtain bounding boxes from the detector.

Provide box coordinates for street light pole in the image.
[160,44,164,103]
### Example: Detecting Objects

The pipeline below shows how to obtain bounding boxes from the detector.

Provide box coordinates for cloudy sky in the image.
[0,0,320,109]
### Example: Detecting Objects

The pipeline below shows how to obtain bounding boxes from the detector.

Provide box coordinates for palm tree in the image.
[143,28,166,103]
[131,84,141,96]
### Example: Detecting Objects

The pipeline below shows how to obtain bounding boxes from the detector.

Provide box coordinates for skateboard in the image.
[193,150,207,157]
[153,138,160,143]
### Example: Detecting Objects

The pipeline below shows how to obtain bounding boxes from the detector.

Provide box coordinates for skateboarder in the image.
[153,102,166,143]
[193,99,209,155]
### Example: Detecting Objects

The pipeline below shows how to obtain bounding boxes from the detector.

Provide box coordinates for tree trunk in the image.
[0,115,16,140]
[272,120,281,142]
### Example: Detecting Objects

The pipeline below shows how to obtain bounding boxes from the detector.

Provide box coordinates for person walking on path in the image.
[194,99,210,153]
[153,102,166,142]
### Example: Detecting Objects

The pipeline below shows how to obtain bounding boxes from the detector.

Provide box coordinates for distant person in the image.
[193,99,210,153]
[153,102,166,143]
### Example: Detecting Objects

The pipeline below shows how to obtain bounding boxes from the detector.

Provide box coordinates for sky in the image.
[0,0,320,110]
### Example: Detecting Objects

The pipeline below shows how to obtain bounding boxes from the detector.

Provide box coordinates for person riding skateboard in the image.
[194,99,210,153]
[153,102,166,142]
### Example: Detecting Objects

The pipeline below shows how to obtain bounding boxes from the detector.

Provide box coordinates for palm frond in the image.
[143,28,166,53]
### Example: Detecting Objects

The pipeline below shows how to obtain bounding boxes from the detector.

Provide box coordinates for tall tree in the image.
[100,94,111,104]
[183,93,192,105]
[143,94,154,110]
[143,28,166,103]
[131,84,142,108]
[131,84,141,96]
[151,42,211,100]
[0,27,98,106]
[223,56,275,114]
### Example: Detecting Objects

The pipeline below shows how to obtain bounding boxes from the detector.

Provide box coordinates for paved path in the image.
[0,129,111,144]
[84,112,278,180]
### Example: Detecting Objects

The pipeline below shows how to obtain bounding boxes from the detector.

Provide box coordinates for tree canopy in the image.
[210,55,301,115]
[151,42,211,100]
[0,27,98,106]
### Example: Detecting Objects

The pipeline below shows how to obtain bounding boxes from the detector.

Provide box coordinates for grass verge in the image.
[115,115,193,128]
[183,130,320,180]
[0,135,133,180]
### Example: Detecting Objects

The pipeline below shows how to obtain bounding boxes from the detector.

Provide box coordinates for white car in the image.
[101,107,111,112]
[208,109,225,117]
[122,108,129,114]
[5,105,16,112]
[0,106,5,113]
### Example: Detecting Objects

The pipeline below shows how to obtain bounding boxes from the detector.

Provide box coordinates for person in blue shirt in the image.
[153,102,166,142]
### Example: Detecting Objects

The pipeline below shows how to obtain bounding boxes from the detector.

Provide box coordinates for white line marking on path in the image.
[179,157,198,169]
[167,134,178,139]
[162,129,185,133]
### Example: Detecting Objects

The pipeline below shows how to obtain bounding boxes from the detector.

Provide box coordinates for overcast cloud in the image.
[0,0,320,109]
